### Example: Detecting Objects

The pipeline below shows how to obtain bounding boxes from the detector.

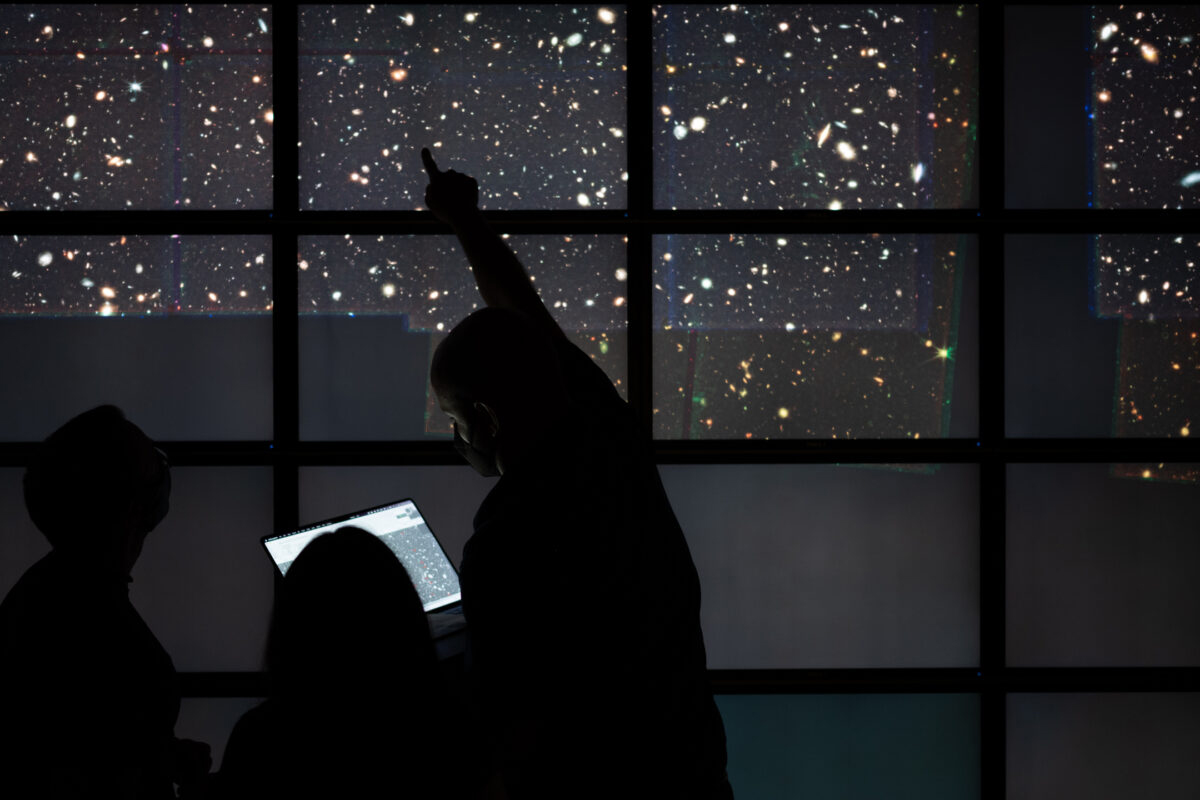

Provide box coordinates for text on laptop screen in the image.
[265,500,461,612]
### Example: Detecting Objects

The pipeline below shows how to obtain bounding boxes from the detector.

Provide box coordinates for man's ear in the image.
[473,401,500,438]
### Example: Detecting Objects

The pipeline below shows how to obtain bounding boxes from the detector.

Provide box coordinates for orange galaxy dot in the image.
[390,68,408,82]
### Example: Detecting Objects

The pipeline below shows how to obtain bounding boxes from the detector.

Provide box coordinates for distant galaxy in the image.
[1092,6,1200,208]
[299,5,626,210]
[653,4,978,209]
[0,5,273,209]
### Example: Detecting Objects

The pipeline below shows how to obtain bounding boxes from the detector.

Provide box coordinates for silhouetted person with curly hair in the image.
[0,404,210,799]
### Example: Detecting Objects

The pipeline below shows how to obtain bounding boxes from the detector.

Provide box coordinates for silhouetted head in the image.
[267,526,439,700]
[430,307,568,476]
[23,404,170,572]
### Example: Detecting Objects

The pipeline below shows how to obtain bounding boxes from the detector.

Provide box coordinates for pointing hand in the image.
[422,147,479,225]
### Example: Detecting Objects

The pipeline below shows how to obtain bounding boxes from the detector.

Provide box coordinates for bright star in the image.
[128,81,142,93]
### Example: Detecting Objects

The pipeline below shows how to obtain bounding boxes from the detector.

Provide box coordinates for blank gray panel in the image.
[1003,7,1088,208]
[298,316,435,440]
[0,317,274,441]
[1004,235,1118,437]
[1,467,274,672]
[1008,694,1200,800]
[661,464,979,669]
[132,465,273,671]
[0,468,52,602]
[1007,464,1200,667]
[298,466,498,568]
[132,468,274,672]
[718,694,980,800]
[175,697,266,772]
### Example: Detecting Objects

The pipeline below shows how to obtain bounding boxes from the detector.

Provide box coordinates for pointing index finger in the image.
[421,147,441,179]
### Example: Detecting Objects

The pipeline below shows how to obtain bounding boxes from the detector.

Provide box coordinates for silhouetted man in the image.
[0,405,209,799]
[423,148,732,798]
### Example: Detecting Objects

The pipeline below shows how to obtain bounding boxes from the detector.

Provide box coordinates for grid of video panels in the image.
[2,4,1197,799]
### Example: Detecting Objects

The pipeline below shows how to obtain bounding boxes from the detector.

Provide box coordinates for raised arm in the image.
[421,147,566,341]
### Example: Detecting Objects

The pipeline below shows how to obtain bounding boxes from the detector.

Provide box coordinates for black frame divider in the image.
[273,4,301,539]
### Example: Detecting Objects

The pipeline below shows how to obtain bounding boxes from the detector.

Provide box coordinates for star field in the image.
[653,4,978,209]
[299,5,627,210]
[652,233,966,439]
[1,235,273,314]
[1091,234,1198,438]
[0,5,273,210]
[1095,233,1198,320]
[1114,320,1198,438]
[1092,6,1200,208]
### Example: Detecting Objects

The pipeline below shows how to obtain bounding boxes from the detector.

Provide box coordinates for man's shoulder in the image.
[465,482,542,559]
[463,467,588,571]
[551,336,626,415]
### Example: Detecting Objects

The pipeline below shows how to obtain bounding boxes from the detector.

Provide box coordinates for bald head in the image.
[431,307,566,421]
[431,308,569,475]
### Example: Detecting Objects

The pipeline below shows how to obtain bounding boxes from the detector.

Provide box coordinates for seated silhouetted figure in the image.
[0,404,209,799]
[213,526,474,799]
[423,148,731,798]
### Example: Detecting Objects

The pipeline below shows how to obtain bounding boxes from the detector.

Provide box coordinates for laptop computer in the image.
[261,499,464,621]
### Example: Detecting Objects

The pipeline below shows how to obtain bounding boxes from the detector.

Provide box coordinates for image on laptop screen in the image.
[264,500,462,612]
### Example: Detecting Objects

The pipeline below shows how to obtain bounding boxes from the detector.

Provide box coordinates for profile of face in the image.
[90,426,172,573]
[436,389,501,477]
[127,444,171,565]
[430,307,568,477]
